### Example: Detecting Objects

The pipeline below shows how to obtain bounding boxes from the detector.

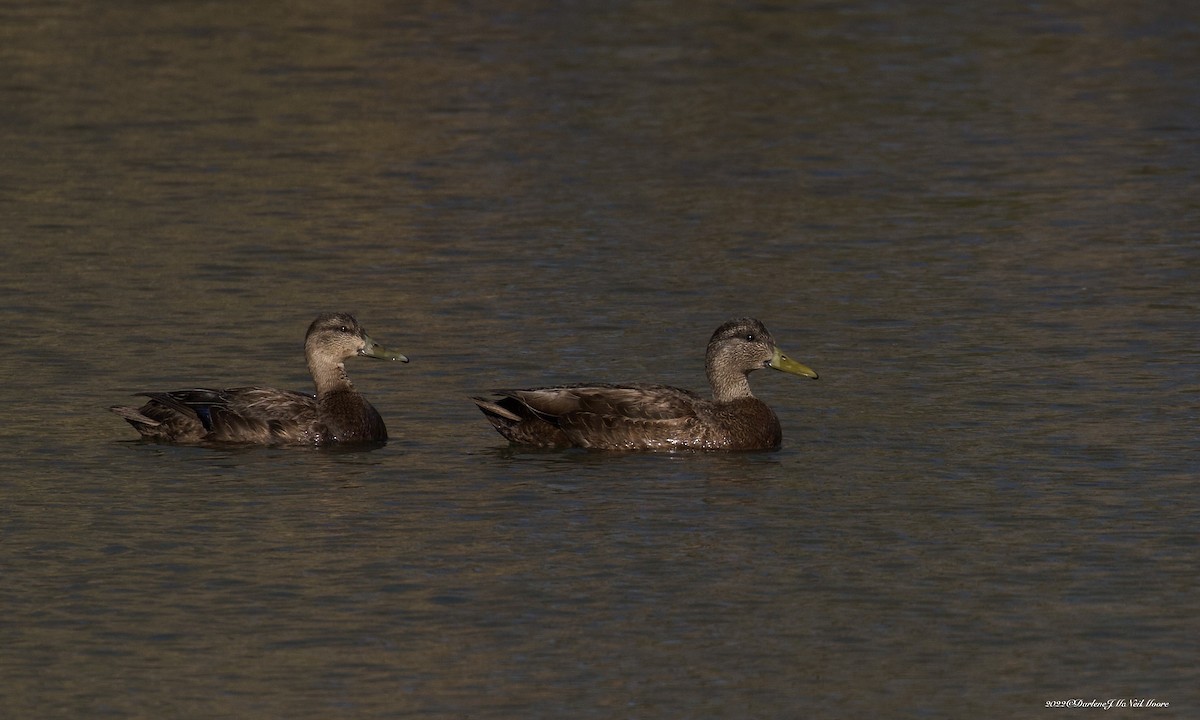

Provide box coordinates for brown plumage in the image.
[110,313,407,445]
[473,318,818,451]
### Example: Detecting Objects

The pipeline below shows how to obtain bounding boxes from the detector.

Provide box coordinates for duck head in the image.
[305,312,408,378]
[706,317,817,402]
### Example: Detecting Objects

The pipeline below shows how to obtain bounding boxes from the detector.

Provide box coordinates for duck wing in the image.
[504,384,698,418]
[208,387,323,443]
[477,384,713,450]
[115,387,320,444]
[110,389,217,443]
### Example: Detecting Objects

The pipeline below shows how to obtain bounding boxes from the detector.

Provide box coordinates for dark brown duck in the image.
[111,313,407,445]
[473,317,818,451]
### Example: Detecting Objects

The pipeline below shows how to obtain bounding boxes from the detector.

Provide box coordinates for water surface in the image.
[2,1,1198,718]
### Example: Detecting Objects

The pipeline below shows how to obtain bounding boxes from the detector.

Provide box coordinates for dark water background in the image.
[2,2,1198,718]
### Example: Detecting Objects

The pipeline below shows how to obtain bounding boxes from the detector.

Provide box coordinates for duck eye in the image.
[338,326,350,334]
[745,333,756,342]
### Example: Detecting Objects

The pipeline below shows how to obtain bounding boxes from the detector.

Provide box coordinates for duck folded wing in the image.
[556,406,710,450]
[498,384,704,422]
[131,387,318,443]
[136,389,231,427]
[482,384,711,450]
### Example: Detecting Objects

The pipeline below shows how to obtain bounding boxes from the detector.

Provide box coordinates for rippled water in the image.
[2,1,1198,718]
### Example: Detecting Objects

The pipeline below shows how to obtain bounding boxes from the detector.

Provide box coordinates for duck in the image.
[110,312,407,445]
[472,317,818,451]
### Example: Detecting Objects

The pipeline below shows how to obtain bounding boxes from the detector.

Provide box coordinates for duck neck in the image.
[708,365,754,404]
[309,357,354,398]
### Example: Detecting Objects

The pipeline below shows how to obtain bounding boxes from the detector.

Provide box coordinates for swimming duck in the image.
[472,317,818,451]
[111,312,407,445]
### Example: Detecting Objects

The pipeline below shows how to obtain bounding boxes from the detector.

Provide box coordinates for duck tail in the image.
[471,396,523,423]
[109,405,162,427]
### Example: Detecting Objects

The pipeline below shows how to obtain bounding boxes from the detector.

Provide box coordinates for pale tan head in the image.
[705,317,818,403]
[304,312,407,391]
